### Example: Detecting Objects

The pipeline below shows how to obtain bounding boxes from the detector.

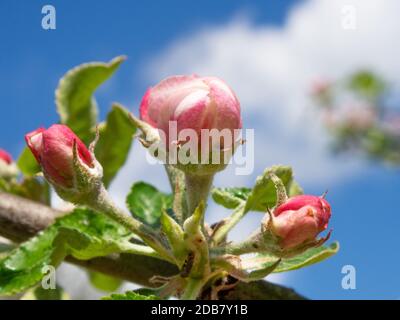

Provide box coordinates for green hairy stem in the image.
[184,173,214,216]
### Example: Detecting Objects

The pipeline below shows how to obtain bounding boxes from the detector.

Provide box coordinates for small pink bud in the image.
[25,124,94,189]
[139,75,242,148]
[0,149,12,165]
[0,148,18,179]
[270,195,331,249]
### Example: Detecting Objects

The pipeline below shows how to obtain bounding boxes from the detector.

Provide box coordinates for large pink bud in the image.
[0,149,12,165]
[271,195,331,249]
[25,124,94,188]
[139,75,242,149]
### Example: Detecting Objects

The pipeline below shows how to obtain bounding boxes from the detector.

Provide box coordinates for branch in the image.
[0,192,304,299]
[0,192,64,242]
[220,280,305,300]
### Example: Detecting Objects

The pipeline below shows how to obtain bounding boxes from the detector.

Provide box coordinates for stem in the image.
[181,278,204,300]
[124,243,161,259]
[164,164,181,192]
[211,235,261,256]
[185,173,214,216]
[87,185,174,264]
[164,164,188,222]
[211,203,247,245]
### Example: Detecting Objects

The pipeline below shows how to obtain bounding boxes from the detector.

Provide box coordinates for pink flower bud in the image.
[0,148,18,179]
[139,75,242,148]
[25,124,94,188]
[0,149,12,165]
[270,195,331,249]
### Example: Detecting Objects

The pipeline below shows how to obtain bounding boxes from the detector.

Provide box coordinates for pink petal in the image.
[25,128,46,163]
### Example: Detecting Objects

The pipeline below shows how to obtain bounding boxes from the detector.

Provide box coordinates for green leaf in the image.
[348,71,385,99]
[0,226,59,295]
[274,242,339,273]
[247,259,281,281]
[243,242,339,274]
[17,147,40,177]
[213,256,280,283]
[183,202,209,278]
[245,165,293,212]
[0,208,153,296]
[95,104,137,187]
[212,165,295,212]
[0,179,8,192]
[55,56,125,143]
[211,187,250,209]
[20,285,69,300]
[53,210,151,261]
[102,290,159,300]
[126,182,173,227]
[160,211,187,267]
[89,271,122,292]
[288,180,304,197]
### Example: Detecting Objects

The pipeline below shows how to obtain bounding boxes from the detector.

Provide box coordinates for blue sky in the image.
[1,0,399,299]
[0,0,297,153]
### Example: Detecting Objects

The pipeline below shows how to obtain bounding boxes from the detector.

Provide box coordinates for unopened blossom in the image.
[25,124,95,189]
[139,75,242,150]
[269,195,331,249]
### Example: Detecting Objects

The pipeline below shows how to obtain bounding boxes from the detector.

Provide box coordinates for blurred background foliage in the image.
[312,71,400,165]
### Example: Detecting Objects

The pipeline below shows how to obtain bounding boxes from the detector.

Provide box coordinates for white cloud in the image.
[140,0,400,189]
